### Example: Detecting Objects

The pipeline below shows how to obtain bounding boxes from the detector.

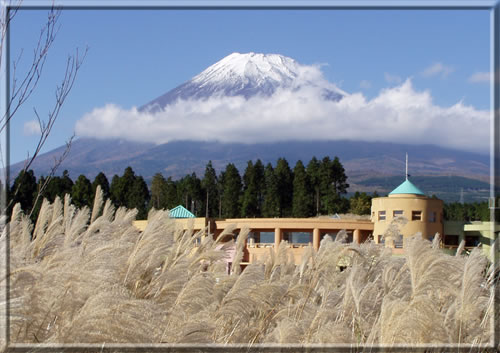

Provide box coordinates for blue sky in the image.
[9,7,492,164]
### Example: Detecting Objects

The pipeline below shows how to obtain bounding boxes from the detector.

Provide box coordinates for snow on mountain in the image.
[140,52,346,111]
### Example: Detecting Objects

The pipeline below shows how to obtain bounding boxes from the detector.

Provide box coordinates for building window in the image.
[393,210,404,218]
[428,211,436,223]
[378,211,386,221]
[283,231,312,244]
[465,235,480,248]
[394,238,403,248]
[412,211,422,221]
[444,234,459,246]
[249,231,274,244]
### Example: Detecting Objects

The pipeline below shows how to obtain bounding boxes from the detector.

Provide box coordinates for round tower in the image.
[371,179,443,247]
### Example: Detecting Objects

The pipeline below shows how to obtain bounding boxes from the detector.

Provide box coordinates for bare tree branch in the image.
[0,1,87,216]
[28,133,74,218]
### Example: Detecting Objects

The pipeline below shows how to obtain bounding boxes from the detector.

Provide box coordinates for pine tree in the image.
[262,163,280,217]
[319,156,349,215]
[307,156,321,215]
[254,159,265,215]
[275,158,293,217]
[109,174,122,206]
[164,177,178,210]
[72,175,92,209]
[202,161,218,218]
[60,170,74,196]
[92,172,110,202]
[150,173,167,210]
[241,161,259,218]
[331,156,349,195]
[128,175,150,219]
[221,163,242,218]
[292,160,313,217]
[9,169,37,214]
[177,173,203,216]
[109,167,150,218]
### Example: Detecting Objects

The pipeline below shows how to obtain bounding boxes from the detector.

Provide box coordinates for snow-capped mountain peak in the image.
[192,52,299,87]
[141,52,345,111]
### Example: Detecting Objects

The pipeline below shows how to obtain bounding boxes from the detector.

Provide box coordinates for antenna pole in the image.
[406,153,408,180]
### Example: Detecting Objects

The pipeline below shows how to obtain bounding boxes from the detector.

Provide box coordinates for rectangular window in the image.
[412,211,422,221]
[444,234,459,246]
[393,210,404,218]
[283,231,312,244]
[249,231,274,244]
[465,235,480,247]
[428,211,436,223]
[378,211,386,221]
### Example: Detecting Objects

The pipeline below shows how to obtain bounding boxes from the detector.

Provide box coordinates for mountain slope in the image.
[11,138,489,185]
[140,52,345,111]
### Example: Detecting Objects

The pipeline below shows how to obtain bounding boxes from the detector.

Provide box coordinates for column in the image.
[353,229,360,244]
[313,228,320,250]
[274,227,281,251]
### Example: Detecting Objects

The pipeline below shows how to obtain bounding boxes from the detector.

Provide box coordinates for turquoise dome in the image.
[389,179,425,196]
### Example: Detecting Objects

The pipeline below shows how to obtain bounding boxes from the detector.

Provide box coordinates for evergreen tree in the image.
[128,175,150,219]
[202,161,218,218]
[319,156,333,214]
[262,163,280,217]
[319,156,349,214]
[72,175,92,209]
[307,156,321,216]
[241,161,259,218]
[109,174,121,206]
[109,167,150,218]
[217,171,225,218]
[164,177,178,210]
[92,172,110,201]
[60,170,74,196]
[9,169,37,214]
[331,156,349,195]
[177,173,203,216]
[254,159,265,215]
[221,163,242,218]
[292,160,313,217]
[275,158,293,217]
[150,173,167,210]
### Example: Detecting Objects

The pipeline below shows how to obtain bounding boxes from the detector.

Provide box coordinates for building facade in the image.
[371,179,444,247]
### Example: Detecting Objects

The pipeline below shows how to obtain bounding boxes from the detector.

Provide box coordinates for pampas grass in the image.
[1,191,496,350]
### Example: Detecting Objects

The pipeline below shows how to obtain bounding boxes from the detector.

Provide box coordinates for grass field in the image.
[1,187,497,350]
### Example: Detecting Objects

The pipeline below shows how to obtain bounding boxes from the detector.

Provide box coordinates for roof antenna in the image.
[405,152,408,180]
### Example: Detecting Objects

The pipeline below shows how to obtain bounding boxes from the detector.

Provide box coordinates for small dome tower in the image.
[371,154,443,247]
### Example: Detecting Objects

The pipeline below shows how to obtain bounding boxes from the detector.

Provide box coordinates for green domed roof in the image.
[389,179,425,196]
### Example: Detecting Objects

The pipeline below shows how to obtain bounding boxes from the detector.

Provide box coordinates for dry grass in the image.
[0,187,497,350]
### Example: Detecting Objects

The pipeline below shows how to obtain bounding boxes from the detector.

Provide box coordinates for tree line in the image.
[8,156,367,220]
[7,155,491,222]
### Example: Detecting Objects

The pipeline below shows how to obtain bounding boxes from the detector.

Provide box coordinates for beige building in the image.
[371,178,443,247]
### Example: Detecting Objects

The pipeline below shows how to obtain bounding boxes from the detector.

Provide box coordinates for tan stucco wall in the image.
[371,194,443,242]
[134,218,206,233]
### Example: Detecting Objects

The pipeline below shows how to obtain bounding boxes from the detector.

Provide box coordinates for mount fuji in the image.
[11,52,490,197]
[140,52,345,111]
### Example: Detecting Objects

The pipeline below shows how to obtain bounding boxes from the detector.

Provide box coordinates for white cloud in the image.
[76,80,490,155]
[359,80,371,89]
[384,72,402,84]
[421,62,454,78]
[23,120,41,136]
[468,71,490,83]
